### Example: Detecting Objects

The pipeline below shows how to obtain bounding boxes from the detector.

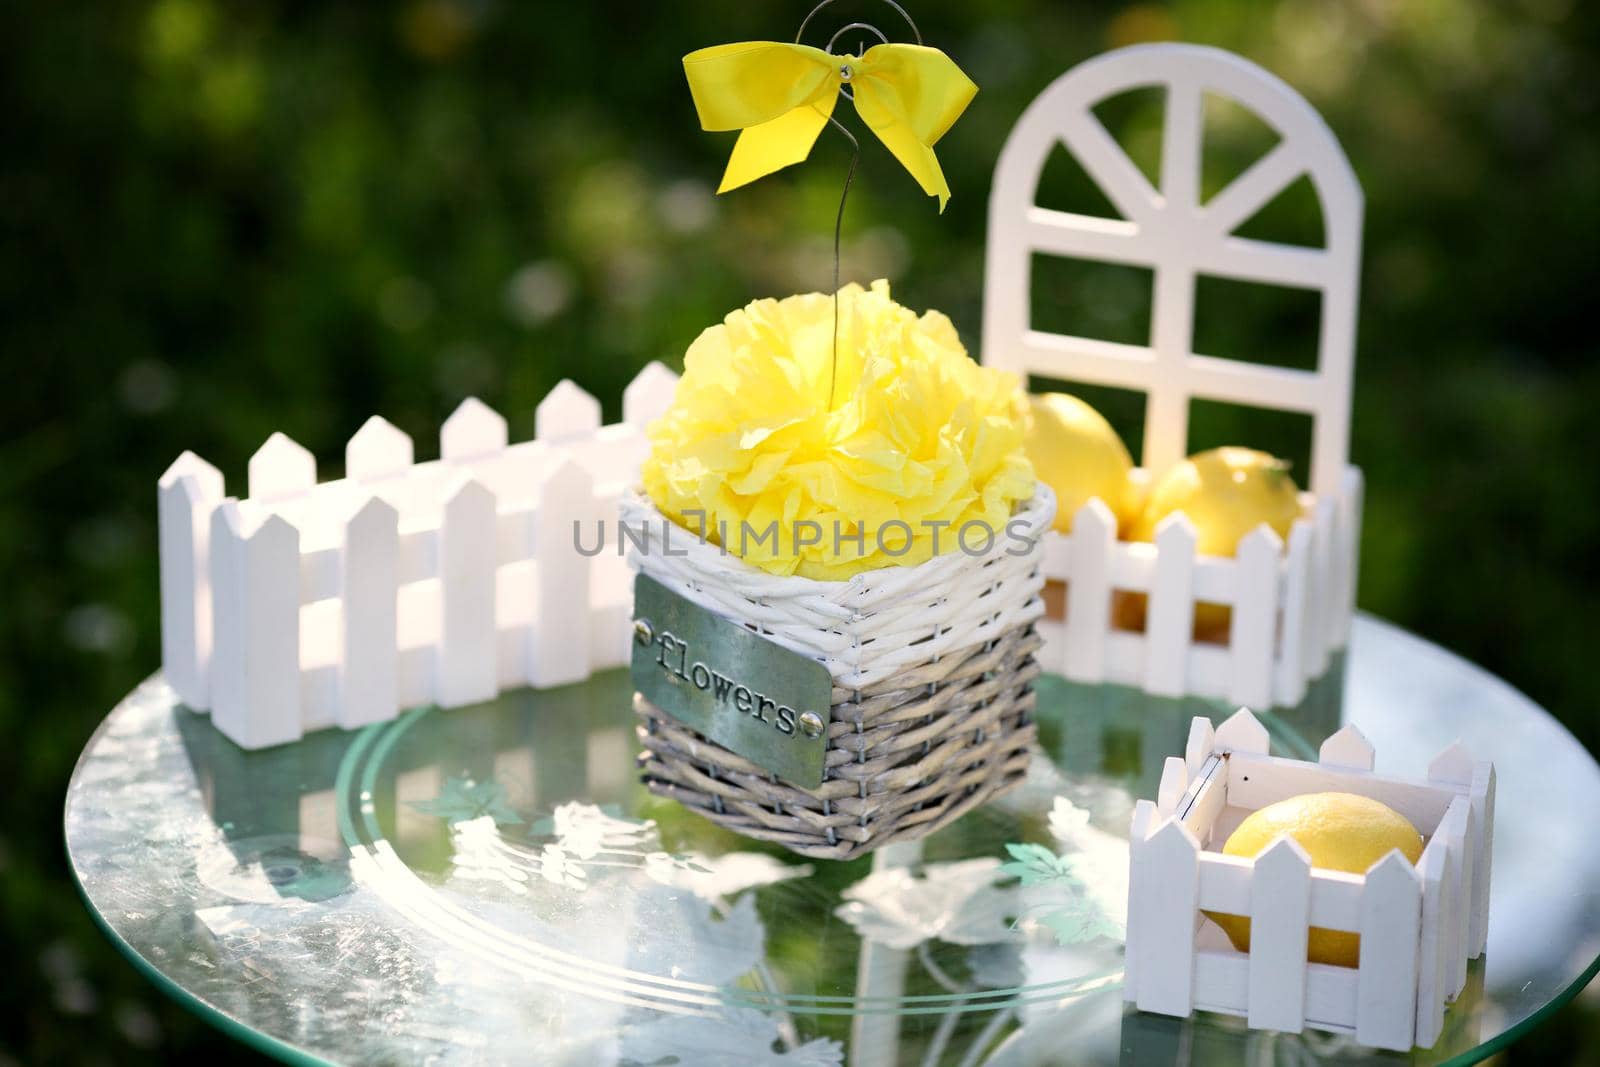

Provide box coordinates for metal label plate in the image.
[630,574,833,789]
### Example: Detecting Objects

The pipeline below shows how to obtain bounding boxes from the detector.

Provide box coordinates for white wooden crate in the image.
[159,363,680,749]
[1124,708,1495,1051]
[983,43,1363,707]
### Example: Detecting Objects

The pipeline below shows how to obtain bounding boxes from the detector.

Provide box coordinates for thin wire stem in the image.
[826,113,859,412]
[795,0,920,412]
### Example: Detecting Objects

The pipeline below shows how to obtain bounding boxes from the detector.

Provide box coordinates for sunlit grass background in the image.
[3,0,1597,1061]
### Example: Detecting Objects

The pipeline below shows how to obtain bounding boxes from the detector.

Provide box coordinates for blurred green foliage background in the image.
[3,0,1597,1061]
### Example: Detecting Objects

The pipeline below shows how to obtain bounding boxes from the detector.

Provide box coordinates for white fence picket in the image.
[1468,763,1495,958]
[528,459,597,687]
[536,379,602,441]
[1336,467,1365,642]
[1229,526,1280,707]
[1355,852,1423,1051]
[1214,707,1270,756]
[157,364,689,746]
[158,452,224,711]
[1132,712,1494,1050]
[347,416,414,482]
[1429,742,1495,960]
[1133,820,1200,1016]
[1307,495,1337,675]
[248,432,316,501]
[1123,799,1156,1003]
[623,361,680,427]
[1156,757,1188,817]
[438,478,498,706]
[1319,724,1376,771]
[1144,517,1197,696]
[210,506,302,748]
[1275,519,1314,706]
[1247,837,1312,1032]
[340,497,399,728]
[441,397,509,460]
[1440,800,1473,998]
[1414,835,1448,1049]
[1184,716,1216,776]
[1062,499,1116,681]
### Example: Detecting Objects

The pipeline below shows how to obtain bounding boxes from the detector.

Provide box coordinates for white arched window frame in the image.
[981,43,1361,501]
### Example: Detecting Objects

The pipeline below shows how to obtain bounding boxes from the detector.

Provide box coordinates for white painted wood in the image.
[340,497,399,729]
[248,432,316,501]
[1214,707,1270,755]
[1468,763,1495,958]
[980,44,1365,705]
[1184,717,1216,775]
[441,397,508,460]
[1274,519,1314,706]
[1225,752,1456,833]
[1414,832,1448,1049]
[1131,713,1495,1049]
[1247,837,1312,1032]
[1133,820,1201,1016]
[1144,516,1197,696]
[1157,757,1189,818]
[346,416,414,483]
[1319,724,1375,771]
[438,478,498,707]
[528,459,597,687]
[1062,499,1116,681]
[1427,740,1496,959]
[622,361,680,426]
[982,43,1360,500]
[1355,852,1422,1051]
[1181,763,1228,844]
[1124,798,1158,1003]
[210,505,302,748]
[536,379,602,441]
[1229,526,1280,707]
[1427,740,1475,786]
[1307,495,1337,676]
[1443,799,1471,998]
[159,373,1045,742]
[158,452,224,711]
[1336,467,1364,642]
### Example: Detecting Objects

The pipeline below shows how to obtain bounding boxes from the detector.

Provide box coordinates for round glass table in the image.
[66,616,1600,1065]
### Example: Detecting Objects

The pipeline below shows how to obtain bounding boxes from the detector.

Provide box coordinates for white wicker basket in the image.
[621,486,1057,859]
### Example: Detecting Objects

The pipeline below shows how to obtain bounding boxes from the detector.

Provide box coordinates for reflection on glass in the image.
[65,626,1600,1065]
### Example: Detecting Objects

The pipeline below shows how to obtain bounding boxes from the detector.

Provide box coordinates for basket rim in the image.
[618,481,1057,601]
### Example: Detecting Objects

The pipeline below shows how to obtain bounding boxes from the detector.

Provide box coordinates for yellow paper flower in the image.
[641,280,1036,581]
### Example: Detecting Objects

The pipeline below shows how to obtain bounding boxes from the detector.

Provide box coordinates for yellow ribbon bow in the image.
[683,41,977,212]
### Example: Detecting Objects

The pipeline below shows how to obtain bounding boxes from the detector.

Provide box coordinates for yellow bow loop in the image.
[683,41,976,211]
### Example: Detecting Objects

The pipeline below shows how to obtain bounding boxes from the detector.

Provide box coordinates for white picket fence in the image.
[1124,709,1495,1051]
[983,43,1365,706]
[1034,469,1360,709]
[159,363,680,749]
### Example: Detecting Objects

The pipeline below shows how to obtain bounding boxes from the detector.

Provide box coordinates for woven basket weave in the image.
[621,485,1055,861]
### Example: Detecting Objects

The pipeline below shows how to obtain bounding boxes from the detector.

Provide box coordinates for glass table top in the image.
[66,615,1600,1066]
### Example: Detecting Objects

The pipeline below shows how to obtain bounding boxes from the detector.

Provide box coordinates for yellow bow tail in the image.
[682,42,977,211]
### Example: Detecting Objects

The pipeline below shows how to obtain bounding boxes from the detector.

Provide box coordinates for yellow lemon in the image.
[1022,393,1138,533]
[1207,792,1424,968]
[1130,446,1301,553]
[1123,447,1302,640]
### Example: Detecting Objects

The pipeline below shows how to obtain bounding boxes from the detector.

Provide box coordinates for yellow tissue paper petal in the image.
[641,282,1035,582]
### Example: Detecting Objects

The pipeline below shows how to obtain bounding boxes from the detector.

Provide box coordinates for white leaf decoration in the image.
[551,802,656,859]
[645,850,813,900]
[620,1008,843,1066]
[834,858,1025,950]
